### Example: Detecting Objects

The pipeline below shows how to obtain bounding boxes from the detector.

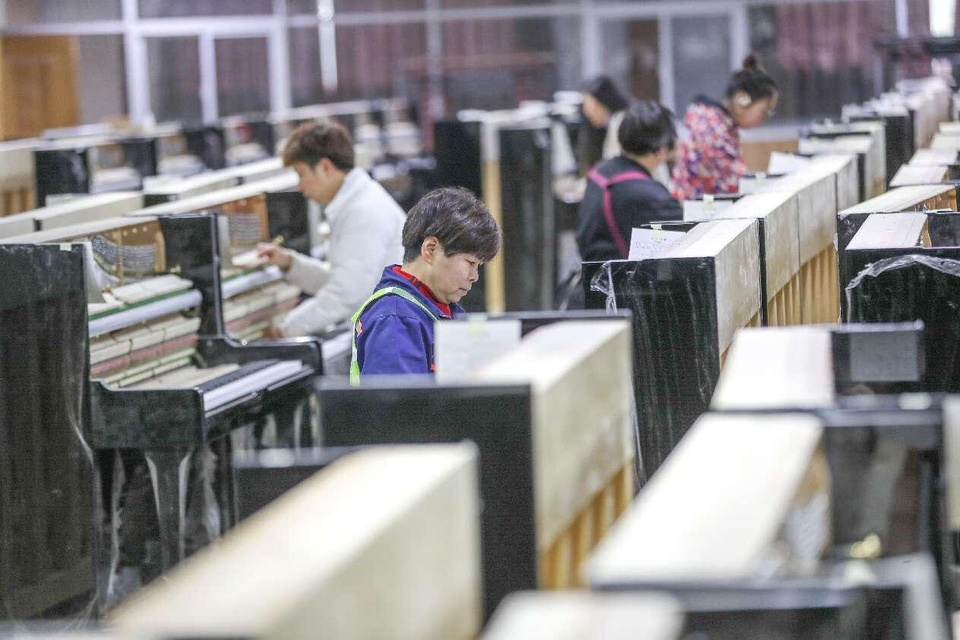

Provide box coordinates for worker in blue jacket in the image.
[351,187,501,381]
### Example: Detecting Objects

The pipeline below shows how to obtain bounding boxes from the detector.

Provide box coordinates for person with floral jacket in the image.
[672,54,778,200]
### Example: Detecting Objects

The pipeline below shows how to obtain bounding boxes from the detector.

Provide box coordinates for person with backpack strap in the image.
[576,100,683,263]
[350,187,501,383]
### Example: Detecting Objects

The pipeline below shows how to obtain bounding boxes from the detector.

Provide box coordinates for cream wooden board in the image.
[806,122,886,197]
[890,165,949,188]
[942,398,960,530]
[659,218,762,354]
[473,321,635,552]
[588,413,826,583]
[213,157,288,183]
[0,212,37,239]
[760,163,839,264]
[711,327,835,410]
[939,121,960,135]
[112,445,482,640]
[822,153,861,212]
[839,185,955,215]
[909,148,958,166]
[0,215,160,245]
[722,192,800,300]
[481,592,683,640]
[135,172,299,216]
[932,132,960,150]
[34,192,144,230]
[846,212,928,250]
[799,136,881,198]
[144,172,240,198]
[0,139,37,188]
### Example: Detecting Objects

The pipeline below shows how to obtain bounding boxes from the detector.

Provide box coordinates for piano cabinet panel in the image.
[199,335,321,375]
[158,215,222,337]
[0,245,97,619]
[582,258,725,478]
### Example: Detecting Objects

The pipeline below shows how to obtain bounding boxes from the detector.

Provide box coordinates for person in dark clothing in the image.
[579,75,631,175]
[350,187,501,381]
[576,100,683,262]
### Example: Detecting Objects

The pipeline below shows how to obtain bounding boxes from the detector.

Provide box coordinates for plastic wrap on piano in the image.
[586,258,727,479]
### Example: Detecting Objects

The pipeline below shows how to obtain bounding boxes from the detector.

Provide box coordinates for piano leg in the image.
[143,446,195,571]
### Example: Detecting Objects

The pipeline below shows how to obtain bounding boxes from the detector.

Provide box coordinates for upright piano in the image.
[3,213,322,589]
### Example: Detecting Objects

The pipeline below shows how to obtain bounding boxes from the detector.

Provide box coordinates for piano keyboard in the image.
[130,359,311,412]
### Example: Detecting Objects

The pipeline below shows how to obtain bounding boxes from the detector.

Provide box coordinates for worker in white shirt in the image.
[257,120,406,338]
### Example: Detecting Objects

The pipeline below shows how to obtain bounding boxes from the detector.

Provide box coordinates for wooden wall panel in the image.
[0,36,80,139]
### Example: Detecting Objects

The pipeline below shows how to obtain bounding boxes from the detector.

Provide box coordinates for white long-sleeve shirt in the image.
[278,168,405,336]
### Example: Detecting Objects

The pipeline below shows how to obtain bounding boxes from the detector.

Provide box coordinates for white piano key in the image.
[224,301,251,323]
[221,266,283,299]
[90,339,133,365]
[203,361,308,412]
[130,329,166,352]
[89,289,202,337]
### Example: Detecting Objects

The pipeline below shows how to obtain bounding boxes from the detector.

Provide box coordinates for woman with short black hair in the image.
[350,187,501,381]
[576,100,682,262]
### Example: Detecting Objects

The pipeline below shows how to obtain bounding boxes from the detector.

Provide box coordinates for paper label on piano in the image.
[682,196,735,221]
[434,317,521,383]
[627,228,686,260]
[767,152,812,175]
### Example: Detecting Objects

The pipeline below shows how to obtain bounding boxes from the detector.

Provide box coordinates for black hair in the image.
[725,53,778,102]
[618,100,676,156]
[582,75,630,113]
[281,120,355,171]
[402,187,502,264]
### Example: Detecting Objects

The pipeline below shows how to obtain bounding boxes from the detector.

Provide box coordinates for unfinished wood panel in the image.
[0,209,37,239]
[34,192,143,231]
[801,245,840,324]
[140,172,298,216]
[910,148,958,166]
[846,212,929,251]
[931,133,960,150]
[0,36,80,140]
[482,591,683,640]
[538,461,634,589]
[663,218,762,355]
[588,413,830,584]
[717,193,801,328]
[840,185,957,215]
[481,157,505,313]
[112,445,483,640]
[712,326,836,411]
[890,164,949,187]
[474,321,635,589]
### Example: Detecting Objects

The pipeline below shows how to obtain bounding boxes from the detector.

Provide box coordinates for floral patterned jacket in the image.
[671,96,747,200]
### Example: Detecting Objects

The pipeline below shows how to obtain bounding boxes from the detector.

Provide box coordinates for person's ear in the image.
[421,237,439,264]
[316,158,335,176]
[735,91,752,108]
